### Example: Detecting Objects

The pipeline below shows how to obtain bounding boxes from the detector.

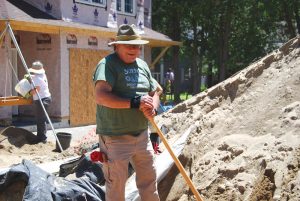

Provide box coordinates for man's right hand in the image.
[140,107,156,119]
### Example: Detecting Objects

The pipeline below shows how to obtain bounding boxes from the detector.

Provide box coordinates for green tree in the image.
[152,0,298,102]
[152,1,185,103]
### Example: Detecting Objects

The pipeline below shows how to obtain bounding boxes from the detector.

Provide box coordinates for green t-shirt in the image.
[93,53,156,136]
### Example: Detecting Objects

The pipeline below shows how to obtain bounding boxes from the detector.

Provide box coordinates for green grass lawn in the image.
[180,92,192,100]
[163,92,192,103]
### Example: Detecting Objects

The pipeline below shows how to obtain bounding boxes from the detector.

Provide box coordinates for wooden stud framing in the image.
[150,46,170,68]
[0,20,181,47]
[0,96,33,106]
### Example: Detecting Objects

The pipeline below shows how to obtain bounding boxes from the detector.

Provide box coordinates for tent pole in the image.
[0,25,8,46]
[6,22,63,152]
[0,25,8,39]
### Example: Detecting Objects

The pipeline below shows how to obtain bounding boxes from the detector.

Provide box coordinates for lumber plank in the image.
[0,96,33,106]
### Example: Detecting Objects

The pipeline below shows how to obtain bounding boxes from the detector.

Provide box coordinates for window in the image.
[125,0,133,13]
[117,0,121,11]
[75,0,106,7]
[116,0,135,16]
[92,0,104,3]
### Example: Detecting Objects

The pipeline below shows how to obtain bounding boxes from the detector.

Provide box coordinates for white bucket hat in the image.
[108,24,149,46]
[29,61,45,74]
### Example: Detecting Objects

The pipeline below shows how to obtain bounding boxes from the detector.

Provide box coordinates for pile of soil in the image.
[156,36,300,200]
[0,127,76,169]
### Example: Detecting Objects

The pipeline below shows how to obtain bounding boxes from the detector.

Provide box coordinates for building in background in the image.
[0,0,180,127]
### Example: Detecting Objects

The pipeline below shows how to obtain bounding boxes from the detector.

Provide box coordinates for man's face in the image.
[115,44,142,64]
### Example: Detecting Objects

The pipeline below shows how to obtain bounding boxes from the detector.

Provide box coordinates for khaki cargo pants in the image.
[99,130,160,201]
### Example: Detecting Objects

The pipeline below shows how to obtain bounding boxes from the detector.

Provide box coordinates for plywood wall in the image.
[69,48,111,126]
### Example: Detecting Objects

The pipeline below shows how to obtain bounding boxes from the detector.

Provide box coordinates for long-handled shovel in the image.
[149,118,203,201]
[6,22,64,152]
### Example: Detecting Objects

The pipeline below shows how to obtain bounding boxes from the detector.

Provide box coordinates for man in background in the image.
[28,61,51,143]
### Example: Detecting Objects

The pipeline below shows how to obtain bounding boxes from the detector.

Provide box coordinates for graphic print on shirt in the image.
[124,67,139,88]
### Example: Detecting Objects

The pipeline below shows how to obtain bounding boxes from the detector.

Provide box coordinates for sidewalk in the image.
[0,122,97,146]
[45,124,96,145]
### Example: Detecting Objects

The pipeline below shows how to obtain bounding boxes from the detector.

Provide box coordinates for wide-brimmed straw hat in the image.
[28,61,45,74]
[108,24,149,46]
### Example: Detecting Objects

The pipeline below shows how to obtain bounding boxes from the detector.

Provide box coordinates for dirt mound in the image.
[0,126,37,147]
[0,127,76,169]
[156,36,300,200]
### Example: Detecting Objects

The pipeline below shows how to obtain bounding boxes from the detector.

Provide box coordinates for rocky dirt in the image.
[0,36,299,201]
[156,36,300,201]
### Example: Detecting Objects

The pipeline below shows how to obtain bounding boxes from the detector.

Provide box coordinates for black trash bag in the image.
[0,160,105,201]
[59,155,85,177]
[59,151,105,185]
[75,155,105,185]
[59,149,134,186]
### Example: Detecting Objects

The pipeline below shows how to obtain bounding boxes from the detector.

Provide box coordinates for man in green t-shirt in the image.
[93,24,160,201]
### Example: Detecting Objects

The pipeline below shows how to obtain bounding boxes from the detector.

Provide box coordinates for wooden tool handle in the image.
[149,118,203,201]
